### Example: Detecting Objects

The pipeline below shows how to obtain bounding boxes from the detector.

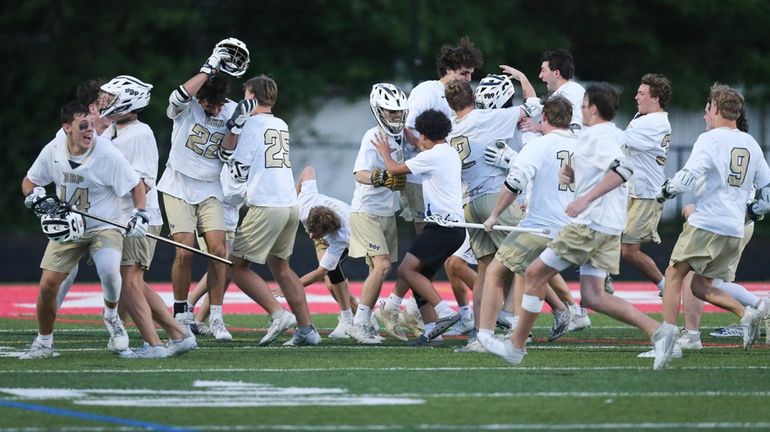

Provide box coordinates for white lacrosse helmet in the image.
[40,212,85,243]
[369,83,408,137]
[99,75,153,118]
[475,74,515,109]
[216,37,250,77]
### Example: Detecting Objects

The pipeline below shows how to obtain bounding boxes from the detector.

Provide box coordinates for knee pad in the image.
[521,294,544,314]
[539,248,572,272]
[579,264,607,279]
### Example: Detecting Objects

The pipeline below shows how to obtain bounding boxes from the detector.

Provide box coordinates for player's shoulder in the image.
[409,80,442,101]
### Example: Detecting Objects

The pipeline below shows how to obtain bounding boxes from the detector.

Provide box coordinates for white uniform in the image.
[105,122,163,226]
[552,81,585,132]
[298,179,351,271]
[405,143,465,223]
[680,128,770,238]
[570,122,628,235]
[448,107,520,202]
[157,98,236,204]
[27,135,139,233]
[404,80,453,184]
[624,112,671,199]
[508,130,576,238]
[231,114,297,207]
[219,165,245,232]
[351,127,404,216]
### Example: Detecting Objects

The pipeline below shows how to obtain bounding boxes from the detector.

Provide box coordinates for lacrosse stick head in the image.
[423,214,452,227]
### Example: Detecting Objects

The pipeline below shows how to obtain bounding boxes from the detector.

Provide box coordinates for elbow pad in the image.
[167,86,192,118]
[228,158,250,183]
[504,169,527,195]
[609,158,633,182]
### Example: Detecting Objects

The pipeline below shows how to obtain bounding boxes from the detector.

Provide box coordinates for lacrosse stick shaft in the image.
[69,209,233,266]
[426,219,550,235]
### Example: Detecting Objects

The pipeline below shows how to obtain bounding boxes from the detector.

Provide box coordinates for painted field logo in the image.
[0,380,424,407]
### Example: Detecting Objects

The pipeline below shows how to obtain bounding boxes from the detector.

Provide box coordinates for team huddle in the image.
[20,37,770,370]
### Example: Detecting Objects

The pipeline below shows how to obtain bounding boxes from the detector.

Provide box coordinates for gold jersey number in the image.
[264,129,291,168]
[185,123,224,160]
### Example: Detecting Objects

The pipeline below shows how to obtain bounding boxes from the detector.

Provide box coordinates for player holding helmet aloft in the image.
[655,84,770,369]
[20,101,148,359]
[98,75,197,358]
[347,83,407,344]
[227,75,321,347]
[157,37,249,341]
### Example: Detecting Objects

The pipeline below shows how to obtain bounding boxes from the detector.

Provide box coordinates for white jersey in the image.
[232,114,297,207]
[552,81,585,133]
[27,135,139,233]
[351,127,404,216]
[624,111,671,199]
[448,107,520,202]
[682,128,770,238]
[570,122,628,235]
[298,179,351,270]
[219,165,245,232]
[405,143,465,223]
[106,121,163,226]
[404,80,454,184]
[507,129,576,238]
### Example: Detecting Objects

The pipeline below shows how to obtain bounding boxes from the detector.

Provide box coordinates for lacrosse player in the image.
[620,73,672,296]
[296,165,358,339]
[347,83,407,344]
[226,75,321,347]
[496,84,667,367]
[20,101,148,359]
[655,84,770,369]
[157,37,249,341]
[374,109,467,346]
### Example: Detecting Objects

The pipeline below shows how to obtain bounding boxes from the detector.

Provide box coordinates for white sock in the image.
[340,308,353,322]
[353,305,372,326]
[423,322,436,338]
[754,299,767,313]
[656,279,665,292]
[686,329,700,337]
[103,306,117,320]
[713,279,759,307]
[210,305,222,321]
[187,301,196,312]
[384,293,403,312]
[271,309,286,320]
[435,301,454,318]
[458,305,472,320]
[36,333,53,348]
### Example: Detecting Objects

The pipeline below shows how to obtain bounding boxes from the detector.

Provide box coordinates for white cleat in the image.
[567,305,591,332]
[675,330,702,350]
[19,341,58,360]
[454,336,487,353]
[651,322,678,370]
[120,343,172,359]
[209,318,233,342]
[283,326,322,346]
[104,315,129,352]
[345,323,382,344]
[444,316,475,337]
[167,330,198,356]
[259,311,297,346]
[637,343,682,358]
[741,306,761,350]
[328,317,352,339]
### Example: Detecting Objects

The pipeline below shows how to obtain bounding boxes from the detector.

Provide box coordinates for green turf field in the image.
[0,313,768,431]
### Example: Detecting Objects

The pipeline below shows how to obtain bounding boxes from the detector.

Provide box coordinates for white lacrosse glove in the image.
[200,47,231,75]
[748,187,770,221]
[226,99,257,135]
[484,142,518,170]
[24,187,47,210]
[125,208,149,238]
[656,170,695,203]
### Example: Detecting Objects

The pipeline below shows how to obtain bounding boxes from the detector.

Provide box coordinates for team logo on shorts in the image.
[368,242,381,251]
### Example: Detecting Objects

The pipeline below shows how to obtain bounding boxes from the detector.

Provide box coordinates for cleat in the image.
[408,335,442,347]
[175,311,196,330]
[104,314,129,352]
[567,305,591,331]
[603,275,615,295]
[675,329,702,350]
[167,328,198,356]
[652,322,678,370]
[496,311,515,331]
[192,321,210,336]
[741,306,760,350]
[709,323,743,338]
[346,323,382,344]
[258,311,297,346]
[637,343,682,359]
[454,336,487,353]
[209,318,232,341]
[283,326,322,346]
[120,343,172,359]
[375,307,407,341]
[484,338,525,365]
[428,313,461,340]
[19,342,58,360]
[548,308,573,342]
[444,316,475,336]
[328,317,351,339]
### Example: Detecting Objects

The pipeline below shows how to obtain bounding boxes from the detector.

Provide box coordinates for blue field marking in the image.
[0,399,191,431]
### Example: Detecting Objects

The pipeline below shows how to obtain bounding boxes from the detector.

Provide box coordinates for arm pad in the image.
[503,168,528,195]
[609,158,633,182]
[167,86,192,119]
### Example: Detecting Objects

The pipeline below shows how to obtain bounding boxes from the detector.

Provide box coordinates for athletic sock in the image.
[656,279,665,292]
[340,308,353,322]
[423,322,436,338]
[435,300,454,318]
[353,305,372,326]
[36,333,53,348]
[209,305,222,321]
[271,309,286,320]
[103,306,118,320]
[458,305,472,320]
[384,293,403,312]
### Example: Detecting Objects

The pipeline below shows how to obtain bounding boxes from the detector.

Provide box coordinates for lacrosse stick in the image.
[424,215,550,236]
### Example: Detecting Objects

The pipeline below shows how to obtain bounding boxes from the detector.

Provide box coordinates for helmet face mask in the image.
[475,74,515,110]
[216,38,250,78]
[369,83,408,137]
[99,75,153,118]
[40,211,85,243]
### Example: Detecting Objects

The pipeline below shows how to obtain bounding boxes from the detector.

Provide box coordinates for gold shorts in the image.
[121,225,162,270]
[548,223,621,274]
[162,194,225,236]
[399,182,425,222]
[349,212,398,264]
[622,198,662,244]
[197,230,235,254]
[40,229,124,274]
[496,232,550,275]
[670,222,741,281]
[231,206,299,264]
[465,193,524,259]
[726,223,754,281]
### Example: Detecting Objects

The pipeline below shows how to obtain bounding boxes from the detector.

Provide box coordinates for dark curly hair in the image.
[737,107,749,132]
[436,36,484,78]
[415,109,452,142]
[197,75,230,106]
[445,80,475,111]
[307,206,342,238]
[640,73,672,109]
